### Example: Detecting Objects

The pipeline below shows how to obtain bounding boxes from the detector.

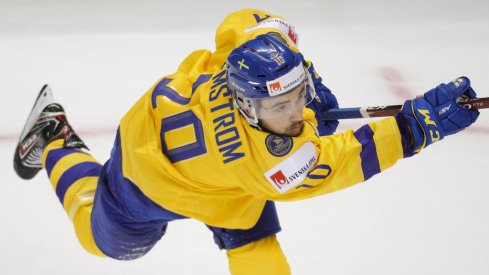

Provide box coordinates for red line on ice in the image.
[0,128,117,143]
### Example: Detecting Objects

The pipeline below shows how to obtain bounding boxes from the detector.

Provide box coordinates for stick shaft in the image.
[321,97,489,120]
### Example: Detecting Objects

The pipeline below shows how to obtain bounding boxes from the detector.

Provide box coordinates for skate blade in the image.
[18,84,55,141]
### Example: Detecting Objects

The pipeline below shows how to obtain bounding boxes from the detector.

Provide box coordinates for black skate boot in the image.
[14,85,88,180]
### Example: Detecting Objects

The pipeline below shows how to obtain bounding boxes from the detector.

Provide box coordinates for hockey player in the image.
[13,8,479,275]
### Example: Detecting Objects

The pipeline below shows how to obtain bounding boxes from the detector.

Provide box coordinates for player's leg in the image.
[42,139,105,256]
[227,234,290,275]
[207,201,291,275]
[42,130,188,259]
[89,130,188,260]
[14,86,187,259]
[14,86,105,255]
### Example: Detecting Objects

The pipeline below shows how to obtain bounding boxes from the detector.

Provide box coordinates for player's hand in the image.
[396,76,479,154]
[309,86,339,135]
[305,62,339,136]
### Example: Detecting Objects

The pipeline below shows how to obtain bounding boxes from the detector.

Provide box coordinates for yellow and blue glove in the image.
[396,77,479,157]
[306,62,339,136]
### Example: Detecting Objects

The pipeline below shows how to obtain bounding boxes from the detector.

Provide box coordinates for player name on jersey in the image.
[208,64,246,164]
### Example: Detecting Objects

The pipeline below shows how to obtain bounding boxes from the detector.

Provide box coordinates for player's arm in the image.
[246,117,403,201]
[245,77,479,201]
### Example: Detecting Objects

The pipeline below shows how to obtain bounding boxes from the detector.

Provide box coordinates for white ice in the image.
[1,1,489,274]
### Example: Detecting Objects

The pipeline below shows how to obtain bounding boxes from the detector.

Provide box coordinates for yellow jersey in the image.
[118,8,404,229]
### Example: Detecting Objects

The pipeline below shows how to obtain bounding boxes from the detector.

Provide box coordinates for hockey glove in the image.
[305,61,339,136]
[395,76,479,156]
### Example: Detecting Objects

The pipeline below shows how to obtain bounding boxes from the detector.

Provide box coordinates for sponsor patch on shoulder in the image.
[265,134,293,157]
[264,142,317,193]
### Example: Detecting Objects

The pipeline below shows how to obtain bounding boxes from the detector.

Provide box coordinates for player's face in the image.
[258,85,306,137]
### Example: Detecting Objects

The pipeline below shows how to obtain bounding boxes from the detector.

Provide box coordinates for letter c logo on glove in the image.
[429,130,441,143]
[418,109,440,143]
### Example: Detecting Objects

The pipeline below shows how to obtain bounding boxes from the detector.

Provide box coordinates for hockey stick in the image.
[321,97,489,120]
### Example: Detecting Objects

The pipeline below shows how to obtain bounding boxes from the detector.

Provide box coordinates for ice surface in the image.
[1,1,488,274]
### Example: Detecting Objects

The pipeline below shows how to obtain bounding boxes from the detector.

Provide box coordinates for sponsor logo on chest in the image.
[264,142,317,193]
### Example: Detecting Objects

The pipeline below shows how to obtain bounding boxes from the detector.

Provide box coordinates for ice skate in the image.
[14,85,87,180]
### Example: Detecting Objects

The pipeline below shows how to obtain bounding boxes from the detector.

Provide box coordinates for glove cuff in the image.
[398,98,445,155]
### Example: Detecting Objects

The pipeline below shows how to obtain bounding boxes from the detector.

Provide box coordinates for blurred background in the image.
[1,0,488,274]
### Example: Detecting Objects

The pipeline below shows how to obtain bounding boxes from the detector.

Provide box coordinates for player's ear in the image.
[233,91,255,119]
[237,96,253,117]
